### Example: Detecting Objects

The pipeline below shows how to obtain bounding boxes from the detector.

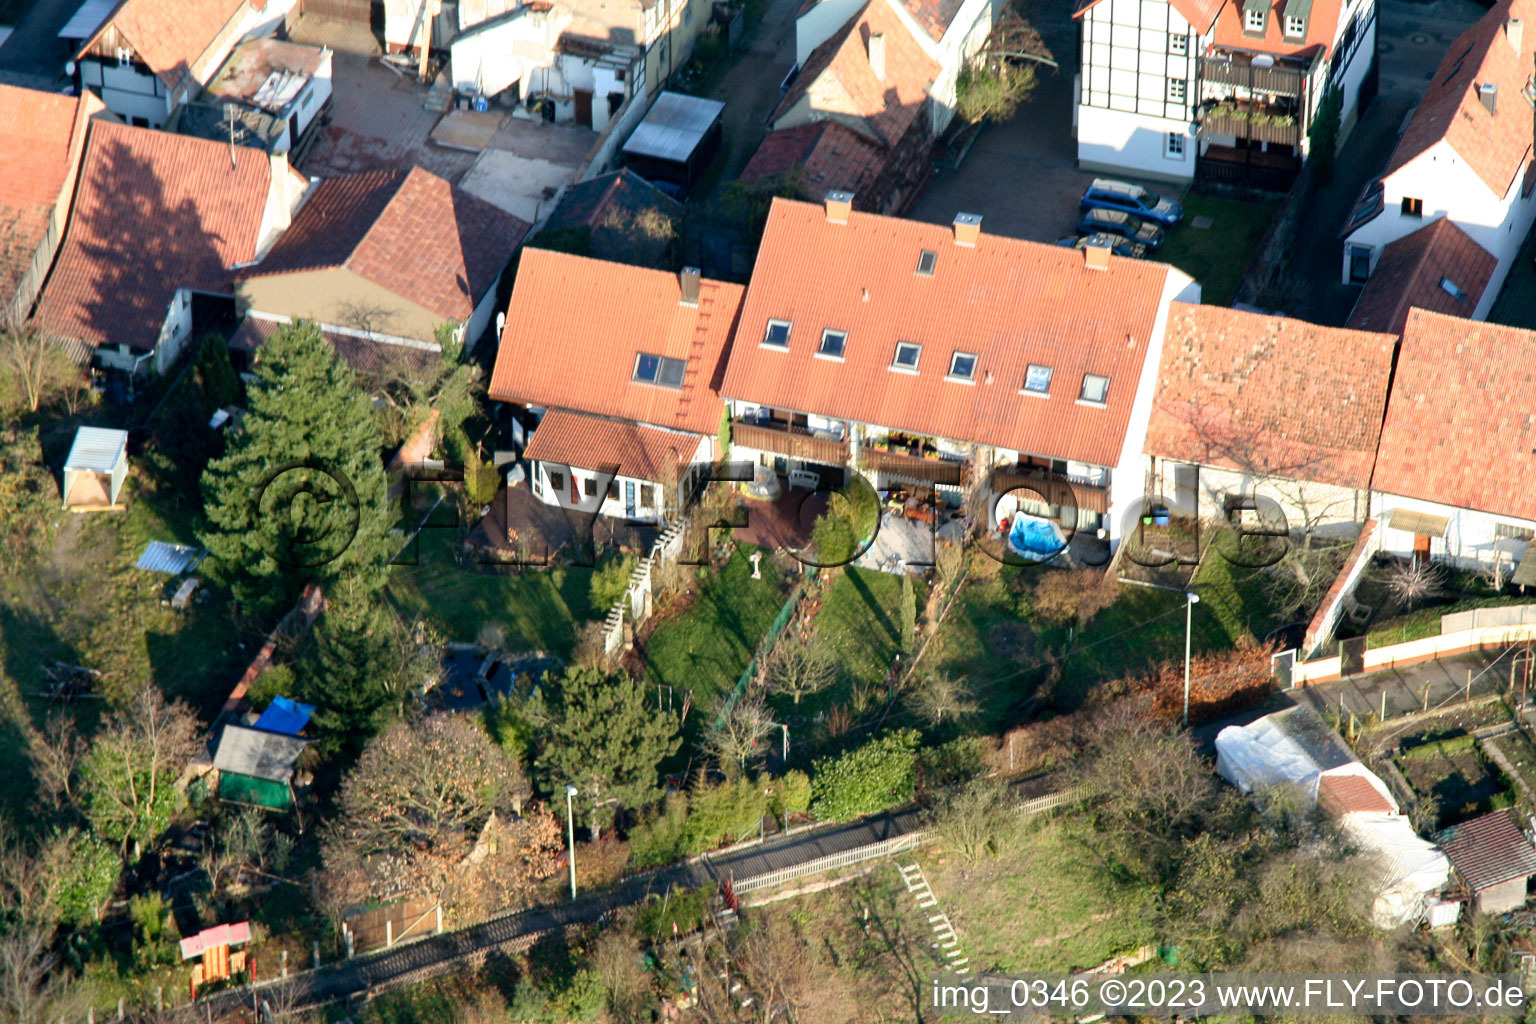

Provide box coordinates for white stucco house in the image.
[1339,0,1536,309]
[1369,309,1536,583]
[1073,0,1377,187]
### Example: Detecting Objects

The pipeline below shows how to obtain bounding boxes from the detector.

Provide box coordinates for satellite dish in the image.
[65,60,77,76]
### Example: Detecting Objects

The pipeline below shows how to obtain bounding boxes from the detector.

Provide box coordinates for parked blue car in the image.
[1076,208,1165,250]
[1055,232,1149,259]
[1080,178,1184,226]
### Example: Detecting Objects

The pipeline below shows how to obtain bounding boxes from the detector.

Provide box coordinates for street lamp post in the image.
[565,784,579,901]
[1183,592,1201,727]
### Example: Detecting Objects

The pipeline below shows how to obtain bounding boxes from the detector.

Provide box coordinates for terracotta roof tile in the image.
[1317,772,1396,816]
[741,121,887,201]
[771,0,938,149]
[1383,0,1536,196]
[1212,0,1343,58]
[1074,0,1225,34]
[524,408,699,480]
[82,0,246,89]
[0,85,94,314]
[1438,809,1536,892]
[488,248,745,435]
[1346,218,1496,335]
[721,198,1190,467]
[33,120,272,352]
[1145,304,1395,491]
[242,167,529,321]
[1372,308,1536,521]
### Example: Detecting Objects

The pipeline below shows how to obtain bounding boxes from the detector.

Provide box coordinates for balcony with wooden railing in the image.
[1199,54,1309,95]
[1199,103,1302,146]
[862,448,967,485]
[987,465,1109,514]
[732,419,849,465]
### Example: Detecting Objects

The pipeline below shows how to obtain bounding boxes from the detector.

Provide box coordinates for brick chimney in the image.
[867,33,886,81]
[953,212,982,247]
[680,266,701,306]
[1083,242,1112,271]
[825,190,853,224]
[1508,17,1523,54]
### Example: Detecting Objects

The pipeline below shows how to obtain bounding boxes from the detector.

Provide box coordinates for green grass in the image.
[1156,192,1281,306]
[794,569,926,718]
[922,564,1045,730]
[640,544,787,711]
[930,819,1159,973]
[1191,548,1296,645]
[1365,594,1535,649]
[384,524,605,655]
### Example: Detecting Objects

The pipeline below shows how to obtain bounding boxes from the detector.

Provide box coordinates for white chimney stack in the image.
[868,33,886,81]
[1508,17,1523,54]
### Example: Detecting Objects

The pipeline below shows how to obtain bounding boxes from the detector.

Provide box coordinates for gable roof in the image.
[1145,304,1395,491]
[741,120,887,201]
[524,408,700,480]
[721,198,1190,467]
[488,248,745,435]
[33,120,273,353]
[1212,0,1342,58]
[1345,218,1496,335]
[0,85,96,317]
[79,0,246,89]
[1372,309,1536,521]
[771,0,939,149]
[213,723,307,782]
[1438,809,1536,893]
[229,314,442,379]
[1382,0,1536,196]
[1073,0,1225,34]
[241,167,529,322]
[539,169,684,266]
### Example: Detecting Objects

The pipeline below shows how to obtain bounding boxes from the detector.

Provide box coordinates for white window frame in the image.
[1244,7,1265,31]
[1021,363,1053,396]
[1079,373,1110,406]
[890,341,922,374]
[946,350,978,383]
[1284,14,1305,36]
[1168,78,1186,104]
[816,328,848,361]
[1169,33,1188,55]
[762,319,792,349]
[1165,132,1185,158]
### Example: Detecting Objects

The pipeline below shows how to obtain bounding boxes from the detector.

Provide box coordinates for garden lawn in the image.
[1192,549,1296,645]
[921,562,1046,732]
[1156,193,1280,307]
[384,523,606,656]
[795,569,926,718]
[1366,594,1535,649]
[640,544,787,712]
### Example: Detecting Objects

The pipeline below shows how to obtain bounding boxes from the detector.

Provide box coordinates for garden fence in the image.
[712,578,807,730]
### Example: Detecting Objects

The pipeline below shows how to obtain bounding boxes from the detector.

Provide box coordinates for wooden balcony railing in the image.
[988,467,1109,514]
[1200,107,1302,146]
[1199,56,1308,95]
[862,448,966,485]
[732,420,849,465]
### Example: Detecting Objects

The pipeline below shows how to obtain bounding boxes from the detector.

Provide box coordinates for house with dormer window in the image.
[487,248,744,523]
[1073,0,1376,188]
[716,192,1200,549]
[1339,0,1536,315]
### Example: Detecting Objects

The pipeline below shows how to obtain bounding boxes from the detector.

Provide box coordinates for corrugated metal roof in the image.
[63,426,127,473]
[135,540,202,575]
[213,724,307,782]
[623,92,725,163]
[58,0,116,39]
[1439,809,1536,892]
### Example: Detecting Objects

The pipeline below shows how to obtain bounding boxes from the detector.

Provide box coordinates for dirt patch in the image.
[1396,732,1513,828]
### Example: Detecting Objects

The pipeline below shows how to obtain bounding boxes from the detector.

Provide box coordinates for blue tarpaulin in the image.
[254,696,314,736]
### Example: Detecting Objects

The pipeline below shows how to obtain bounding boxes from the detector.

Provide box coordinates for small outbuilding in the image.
[1438,809,1536,914]
[621,91,725,197]
[212,724,308,810]
[61,426,128,509]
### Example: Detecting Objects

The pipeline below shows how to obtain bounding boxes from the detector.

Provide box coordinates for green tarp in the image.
[219,772,290,810]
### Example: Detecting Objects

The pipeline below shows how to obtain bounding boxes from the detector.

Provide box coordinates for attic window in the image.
[634,352,686,388]
[1440,277,1469,302]
[916,249,937,276]
[1079,373,1110,405]
[1022,364,1053,396]
[1244,6,1265,32]
[946,351,978,382]
[1401,196,1423,216]
[891,341,922,373]
[1524,76,1536,107]
[1284,14,1305,36]
[763,319,791,349]
[818,329,848,359]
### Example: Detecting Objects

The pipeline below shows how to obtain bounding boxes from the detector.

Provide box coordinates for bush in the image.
[589,553,637,611]
[633,884,714,943]
[628,793,691,869]
[916,736,985,791]
[246,664,295,710]
[811,512,857,567]
[627,776,770,868]
[769,769,811,823]
[809,729,921,821]
[54,831,120,926]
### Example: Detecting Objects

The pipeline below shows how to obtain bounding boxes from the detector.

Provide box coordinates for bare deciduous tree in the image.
[1386,558,1445,609]
[28,713,85,813]
[761,634,836,707]
[0,327,83,414]
[905,672,978,727]
[705,695,775,777]
[79,685,203,856]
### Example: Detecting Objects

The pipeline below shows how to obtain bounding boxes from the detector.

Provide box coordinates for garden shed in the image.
[61,426,128,509]
[1438,809,1536,914]
[212,724,308,810]
[621,91,724,196]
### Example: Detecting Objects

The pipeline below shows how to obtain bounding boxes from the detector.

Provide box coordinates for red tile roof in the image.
[241,167,529,322]
[1345,218,1496,335]
[81,0,246,89]
[1372,309,1536,521]
[1145,304,1396,491]
[1439,809,1536,893]
[1073,0,1225,34]
[488,248,745,436]
[33,121,273,353]
[721,198,1190,468]
[1383,0,1536,197]
[0,85,93,315]
[741,121,887,201]
[771,0,939,150]
[1212,0,1343,58]
[524,408,699,481]
[1317,772,1396,817]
